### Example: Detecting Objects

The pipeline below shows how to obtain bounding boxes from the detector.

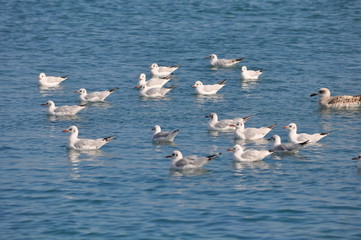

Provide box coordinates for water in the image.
[1,0,361,239]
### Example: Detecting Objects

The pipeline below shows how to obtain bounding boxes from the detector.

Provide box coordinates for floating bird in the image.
[149,63,180,78]
[152,125,179,142]
[352,154,361,169]
[227,144,272,162]
[240,66,263,80]
[205,112,252,131]
[38,72,68,87]
[230,120,276,140]
[139,84,175,98]
[166,150,221,170]
[136,73,171,88]
[75,88,118,102]
[205,54,246,67]
[41,100,86,116]
[310,88,361,108]
[192,80,226,95]
[268,135,309,152]
[62,125,115,150]
[283,123,329,143]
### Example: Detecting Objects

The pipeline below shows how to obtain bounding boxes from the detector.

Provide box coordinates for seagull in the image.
[38,72,68,87]
[152,125,179,142]
[240,66,263,80]
[227,144,272,162]
[62,125,115,150]
[192,80,226,95]
[268,135,309,152]
[205,54,246,67]
[41,100,86,115]
[139,84,175,98]
[149,63,180,78]
[230,120,276,140]
[166,150,221,170]
[135,73,171,88]
[205,112,252,131]
[352,154,361,169]
[283,123,329,143]
[310,88,361,108]
[74,87,119,102]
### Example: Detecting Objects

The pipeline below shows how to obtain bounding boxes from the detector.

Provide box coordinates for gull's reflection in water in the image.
[232,160,271,170]
[194,94,224,104]
[67,149,104,179]
[47,115,81,122]
[240,78,261,91]
[170,168,210,178]
[234,138,269,146]
[153,141,177,148]
[38,85,65,96]
[208,130,234,137]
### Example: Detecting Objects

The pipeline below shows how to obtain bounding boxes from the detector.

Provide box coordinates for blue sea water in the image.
[1,0,361,239]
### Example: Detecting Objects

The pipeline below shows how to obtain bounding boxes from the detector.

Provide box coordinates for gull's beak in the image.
[62,129,69,132]
[283,126,289,129]
[165,155,172,158]
[310,93,318,97]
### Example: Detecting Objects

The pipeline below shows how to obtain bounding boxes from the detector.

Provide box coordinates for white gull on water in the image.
[240,66,263,80]
[204,54,246,67]
[227,144,272,162]
[149,63,180,78]
[310,87,361,108]
[230,120,276,140]
[63,125,115,150]
[166,150,221,170]
[284,122,329,144]
[75,88,118,102]
[268,135,309,152]
[41,100,86,116]
[38,72,68,87]
[136,73,171,88]
[139,84,175,98]
[192,80,226,95]
[205,112,252,131]
[152,125,179,142]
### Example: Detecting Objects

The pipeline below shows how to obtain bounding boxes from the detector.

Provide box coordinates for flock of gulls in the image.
[39,54,361,170]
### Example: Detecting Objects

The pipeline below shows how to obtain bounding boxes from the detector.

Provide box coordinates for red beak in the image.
[283,126,289,129]
[229,125,235,127]
[165,155,172,158]
[192,85,196,87]
[38,77,41,79]
[74,91,79,93]
[41,103,47,106]
[227,149,233,151]
[62,130,69,132]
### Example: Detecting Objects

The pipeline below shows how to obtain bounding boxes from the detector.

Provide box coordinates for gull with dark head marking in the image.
[152,125,179,142]
[205,54,246,67]
[283,123,329,144]
[75,87,118,102]
[38,72,68,87]
[149,63,180,78]
[192,80,226,95]
[136,73,171,88]
[227,144,273,162]
[310,88,361,108]
[166,150,221,170]
[230,120,276,140]
[352,154,361,169]
[41,100,86,116]
[205,112,252,131]
[62,125,115,150]
[268,135,309,152]
[240,66,263,80]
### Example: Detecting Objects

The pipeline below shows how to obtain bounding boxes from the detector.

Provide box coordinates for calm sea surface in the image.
[1,0,361,239]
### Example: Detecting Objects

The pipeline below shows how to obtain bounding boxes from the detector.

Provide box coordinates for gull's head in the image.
[62,125,78,134]
[149,63,158,69]
[38,73,46,79]
[227,144,243,152]
[165,150,183,160]
[352,154,361,160]
[152,125,161,133]
[74,88,87,94]
[192,81,203,88]
[138,73,146,80]
[205,54,217,60]
[268,135,281,143]
[205,112,218,120]
[230,120,244,129]
[241,66,248,72]
[283,123,297,131]
[41,100,55,106]
[310,88,331,98]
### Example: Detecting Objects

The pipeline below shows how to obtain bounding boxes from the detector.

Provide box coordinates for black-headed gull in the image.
[152,125,179,142]
[230,120,276,140]
[75,87,119,102]
[268,135,309,152]
[205,112,252,131]
[205,54,246,67]
[352,154,361,169]
[192,80,226,95]
[135,73,171,88]
[62,125,115,150]
[38,72,68,87]
[240,66,263,80]
[149,63,180,78]
[283,123,329,144]
[227,144,272,162]
[41,100,86,116]
[166,150,221,170]
[139,84,175,98]
[310,88,361,108]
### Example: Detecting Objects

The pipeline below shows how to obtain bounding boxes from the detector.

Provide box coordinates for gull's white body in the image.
[232,121,276,140]
[205,54,245,67]
[240,66,263,80]
[166,150,221,170]
[152,125,179,142]
[139,84,175,98]
[310,88,361,109]
[192,80,226,95]
[228,144,272,162]
[75,88,118,102]
[41,100,86,116]
[284,123,328,144]
[137,73,170,88]
[205,112,252,131]
[38,72,68,87]
[269,135,308,152]
[63,125,114,150]
[149,63,180,78]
